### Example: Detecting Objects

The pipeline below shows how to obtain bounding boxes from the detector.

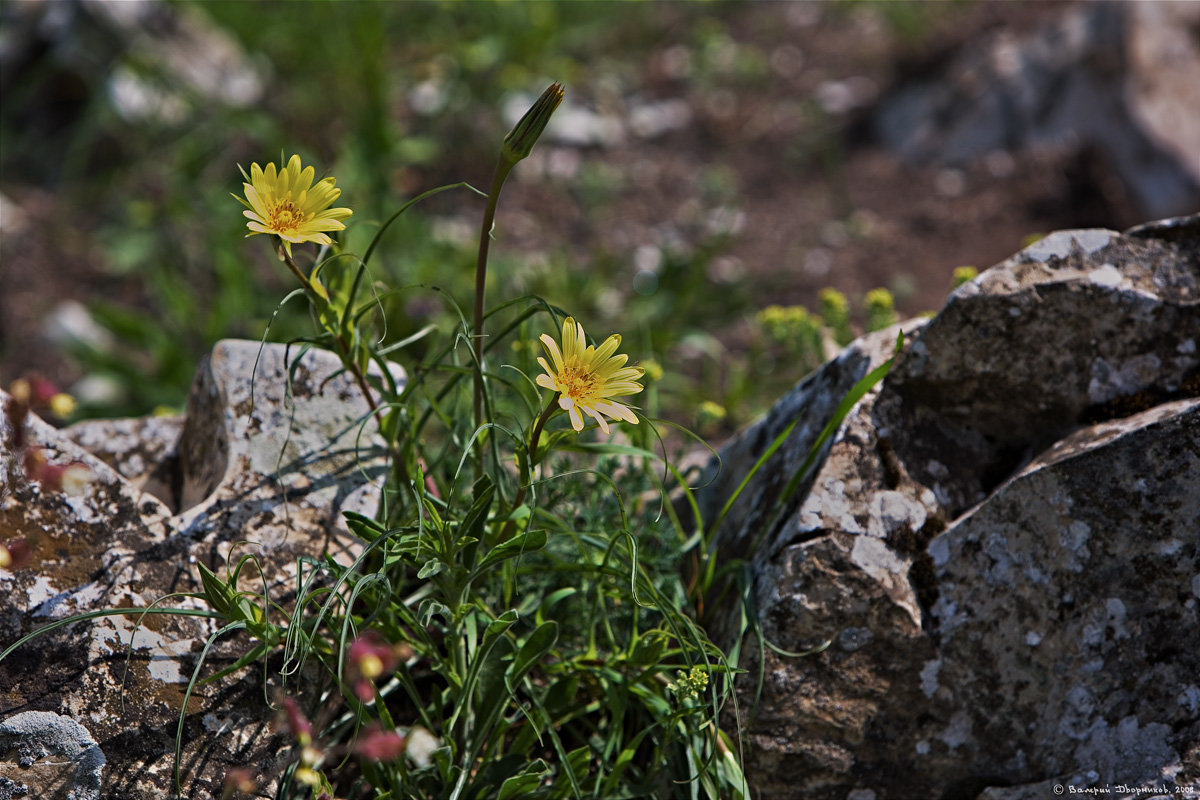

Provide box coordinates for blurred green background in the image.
[0,0,1145,440]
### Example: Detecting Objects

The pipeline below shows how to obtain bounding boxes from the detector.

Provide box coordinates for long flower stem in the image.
[279,244,393,447]
[472,158,516,442]
[471,84,563,475]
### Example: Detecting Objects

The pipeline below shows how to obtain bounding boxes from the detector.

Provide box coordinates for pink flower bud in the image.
[279,696,314,746]
[354,723,407,762]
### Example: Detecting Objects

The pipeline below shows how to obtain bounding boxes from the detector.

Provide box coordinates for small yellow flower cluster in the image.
[864,288,895,312]
[952,266,979,289]
[818,287,849,317]
[698,400,726,425]
[757,304,823,346]
[672,665,709,701]
[865,288,899,332]
[819,288,854,345]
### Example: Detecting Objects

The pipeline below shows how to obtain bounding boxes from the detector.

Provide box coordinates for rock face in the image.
[872,1,1200,220]
[0,340,389,799]
[699,214,1200,799]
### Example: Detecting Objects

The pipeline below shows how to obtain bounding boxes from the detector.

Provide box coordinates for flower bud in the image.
[1,539,34,570]
[354,723,406,761]
[502,83,564,165]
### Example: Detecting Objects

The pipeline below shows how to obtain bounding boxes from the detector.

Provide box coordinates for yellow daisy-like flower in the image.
[236,154,352,251]
[536,317,644,434]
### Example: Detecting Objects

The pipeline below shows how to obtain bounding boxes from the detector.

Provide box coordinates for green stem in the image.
[280,245,383,424]
[472,158,517,444]
[499,397,557,543]
[278,243,410,497]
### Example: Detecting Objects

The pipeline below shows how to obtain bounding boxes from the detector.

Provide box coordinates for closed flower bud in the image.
[502,83,564,164]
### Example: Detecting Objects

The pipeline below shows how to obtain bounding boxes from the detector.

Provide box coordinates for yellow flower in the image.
[236,155,352,251]
[536,317,644,434]
[699,400,726,423]
[48,393,75,419]
[952,265,979,289]
[641,358,663,383]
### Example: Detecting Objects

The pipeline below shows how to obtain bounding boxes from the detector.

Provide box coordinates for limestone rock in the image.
[0,711,105,800]
[61,414,184,506]
[877,214,1199,516]
[871,1,1200,219]
[0,340,392,799]
[928,398,1199,795]
[700,214,1200,798]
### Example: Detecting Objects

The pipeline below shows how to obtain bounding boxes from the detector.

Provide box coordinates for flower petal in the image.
[539,335,564,374]
[592,333,622,365]
[561,318,579,359]
[582,404,612,434]
[593,400,638,424]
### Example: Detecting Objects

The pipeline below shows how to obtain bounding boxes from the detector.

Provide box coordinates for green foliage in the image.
[0,7,918,792]
[742,288,900,429]
[0,97,902,792]
[176,92,755,800]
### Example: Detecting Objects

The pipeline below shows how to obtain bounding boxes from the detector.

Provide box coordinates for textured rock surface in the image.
[0,711,105,800]
[701,214,1200,799]
[872,1,1200,219]
[0,340,390,799]
[926,398,1200,795]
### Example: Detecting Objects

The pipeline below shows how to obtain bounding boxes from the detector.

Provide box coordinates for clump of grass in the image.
[205,84,747,800]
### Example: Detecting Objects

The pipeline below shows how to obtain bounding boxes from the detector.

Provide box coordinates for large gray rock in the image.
[0,340,391,799]
[926,397,1199,794]
[700,214,1200,798]
[872,1,1200,220]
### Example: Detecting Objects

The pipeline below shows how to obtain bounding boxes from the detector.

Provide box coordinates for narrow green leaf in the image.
[195,562,235,619]
[508,621,558,690]
[344,510,388,543]
[498,761,550,800]
[476,528,548,573]
[417,559,444,579]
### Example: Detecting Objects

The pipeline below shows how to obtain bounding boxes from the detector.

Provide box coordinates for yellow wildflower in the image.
[699,400,727,424]
[236,155,352,252]
[48,393,75,419]
[952,266,979,289]
[641,358,664,383]
[536,317,644,434]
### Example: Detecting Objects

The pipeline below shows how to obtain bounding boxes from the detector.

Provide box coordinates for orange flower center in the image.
[268,199,304,233]
[560,363,597,400]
